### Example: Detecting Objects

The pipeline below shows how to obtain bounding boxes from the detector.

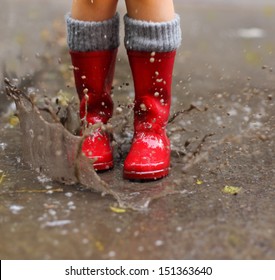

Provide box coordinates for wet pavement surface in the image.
[0,0,275,259]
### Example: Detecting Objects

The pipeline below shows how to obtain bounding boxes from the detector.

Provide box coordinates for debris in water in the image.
[12,188,63,194]
[176,226,183,232]
[115,106,123,115]
[155,240,164,247]
[110,205,127,214]
[168,104,203,124]
[95,241,104,252]
[9,205,24,214]
[65,192,73,198]
[0,171,6,184]
[0,143,8,151]
[222,185,241,195]
[196,179,203,185]
[37,174,52,184]
[9,115,19,127]
[44,220,71,227]
[108,251,116,258]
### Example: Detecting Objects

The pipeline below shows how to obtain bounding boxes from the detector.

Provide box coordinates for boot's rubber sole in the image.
[93,160,114,171]
[123,167,169,180]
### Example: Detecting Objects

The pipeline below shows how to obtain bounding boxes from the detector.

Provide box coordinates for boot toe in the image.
[82,130,113,171]
[123,133,170,180]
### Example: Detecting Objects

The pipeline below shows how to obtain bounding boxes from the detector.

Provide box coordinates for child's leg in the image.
[125,0,175,22]
[71,0,118,21]
[66,1,120,171]
[123,0,181,180]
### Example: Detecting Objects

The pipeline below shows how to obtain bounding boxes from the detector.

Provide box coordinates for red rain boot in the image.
[124,50,176,180]
[70,49,117,171]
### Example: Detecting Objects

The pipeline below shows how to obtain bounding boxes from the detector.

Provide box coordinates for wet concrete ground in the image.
[0,0,275,259]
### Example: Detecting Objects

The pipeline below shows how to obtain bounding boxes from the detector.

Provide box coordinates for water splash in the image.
[4,79,183,211]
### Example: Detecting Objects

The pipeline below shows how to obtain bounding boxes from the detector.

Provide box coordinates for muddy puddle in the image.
[3,77,210,211]
[2,58,274,212]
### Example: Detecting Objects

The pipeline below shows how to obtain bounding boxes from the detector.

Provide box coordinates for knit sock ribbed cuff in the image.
[66,13,120,52]
[124,14,182,52]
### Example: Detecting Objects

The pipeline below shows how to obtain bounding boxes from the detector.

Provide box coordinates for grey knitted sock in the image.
[124,14,181,52]
[66,13,120,52]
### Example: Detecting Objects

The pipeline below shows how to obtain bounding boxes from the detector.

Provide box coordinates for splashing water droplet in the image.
[140,103,147,111]
[154,92,160,97]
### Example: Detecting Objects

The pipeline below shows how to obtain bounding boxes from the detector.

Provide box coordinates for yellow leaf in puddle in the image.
[95,241,104,252]
[222,185,241,195]
[245,51,262,65]
[40,29,51,42]
[0,172,6,184]
[15,33,26,46]
[9,115,19,127]
[263,6,275,17]
[110,206,126,213]
[196,179,203,185]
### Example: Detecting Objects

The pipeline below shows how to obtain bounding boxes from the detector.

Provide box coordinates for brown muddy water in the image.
[0,0,275,259]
